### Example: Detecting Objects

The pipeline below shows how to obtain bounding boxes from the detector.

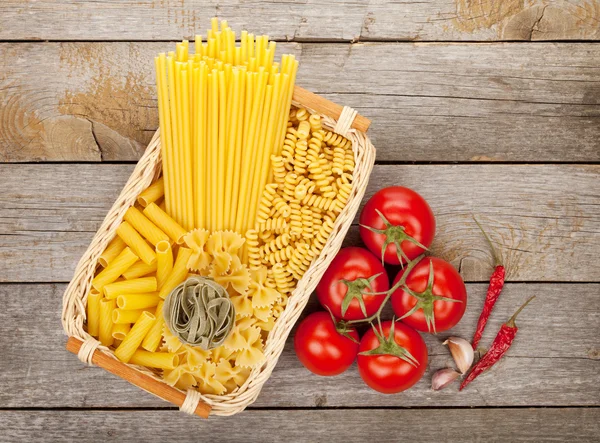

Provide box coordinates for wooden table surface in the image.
[1,1,599,442]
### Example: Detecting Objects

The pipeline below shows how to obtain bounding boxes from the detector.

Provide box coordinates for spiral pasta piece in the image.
[272,263,294,294]
[271,155,287,184]
[323,131,346,148]
[288,242,312,280]
[282,128,297,165]
[272,195,291,218]
[301,206,314,239]
[257,217,288,234]
[246,229,261,269]
[332,145,345,175]
[335,182,352,212]
[256,184,278,224]
[296,120,310,140]
[306,132,323,164]
[309,113,322,132]
[293,140,308,174]
[282,173,298,202]
[295,108,308,121]
[343,145,355,172]
[310,215,335,256]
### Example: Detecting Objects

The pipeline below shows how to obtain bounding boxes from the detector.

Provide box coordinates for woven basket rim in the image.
[61,99,376,416]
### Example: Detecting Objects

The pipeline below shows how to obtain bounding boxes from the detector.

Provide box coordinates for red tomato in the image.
[294,311,360,376]
[316,247,389,321]
[391,257,467,333]
[359,186,435,265]
[357,321,428,393]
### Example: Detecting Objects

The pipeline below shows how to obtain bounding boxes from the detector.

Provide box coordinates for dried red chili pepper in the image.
[471,218,506,350]
[460,296,535,391]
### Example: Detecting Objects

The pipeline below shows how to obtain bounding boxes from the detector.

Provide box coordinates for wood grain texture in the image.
[1,164,598,283]
[2,282,598,408]
[1,0,599,42]
[1,42,599,162]
[2,408,600,442]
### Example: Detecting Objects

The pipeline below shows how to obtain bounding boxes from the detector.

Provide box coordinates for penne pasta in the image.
[137,177,165,208]
[117,221,157,265]
[111,323,131,341]
[143,247,192,350]
[92,247,138,292]
[114,311,156,363]
[141,300,165,352]
[117,293,161,310]
[99,298,116,347]
[143,203,187,244]
[130,350,179,370]
[158,247,193,299]
[98,236,126,268]
[123,206,170,247]
[103,276,157,299]
[155,240,173,290]
[112,308,149,324]
[86,289,102,337]
[122,260,158,280]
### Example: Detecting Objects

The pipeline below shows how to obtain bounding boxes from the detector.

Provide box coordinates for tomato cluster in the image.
[294,186,468,394]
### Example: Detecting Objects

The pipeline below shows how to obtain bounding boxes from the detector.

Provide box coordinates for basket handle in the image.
[292,86,371,133]
[66,337,211,418]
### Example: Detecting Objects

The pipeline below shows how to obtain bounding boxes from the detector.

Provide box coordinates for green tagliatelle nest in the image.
[163,276,235,350]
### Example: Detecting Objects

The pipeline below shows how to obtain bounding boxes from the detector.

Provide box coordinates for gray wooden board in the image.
[1,282,598,408]
[1,0,599,42]
[1,164,598,283]
[1,42,599,162]
[1,409,599,442]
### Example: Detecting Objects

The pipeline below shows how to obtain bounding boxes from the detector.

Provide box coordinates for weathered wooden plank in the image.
[1,283,598,408]
[1,0,599,42]
[1,42,598,162]
[1,164,598,282]
[2,409,600,442]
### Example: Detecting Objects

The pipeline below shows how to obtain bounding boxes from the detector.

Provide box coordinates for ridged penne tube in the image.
[99,298,116,346]
[122,260,158,280]
[141,301,164,352]
[158,247,192,299]
[156,240,173,290]
[137,177,164,207]
[103,277,157,299]
[123,207,170,246]
[117,293,161,310]
[92,247,138,292]
[130,350,179,370]
[86,289,102,337]
[112,308,148,324]
[116,221,157,265]
[111,323,131,341]
[98,236,126,268]
[143,203,187,244]
[114,311,156,363]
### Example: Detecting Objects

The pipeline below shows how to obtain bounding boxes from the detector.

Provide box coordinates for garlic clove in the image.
[432,368,461,391]
[443,337,474,374]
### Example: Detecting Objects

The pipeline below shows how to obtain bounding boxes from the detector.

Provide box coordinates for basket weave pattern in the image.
[62,105,376,416]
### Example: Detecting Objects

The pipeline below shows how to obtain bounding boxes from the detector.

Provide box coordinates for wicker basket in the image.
[61,86,376,417]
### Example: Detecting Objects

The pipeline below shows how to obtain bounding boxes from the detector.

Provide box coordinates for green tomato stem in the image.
[346,253,426,326]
